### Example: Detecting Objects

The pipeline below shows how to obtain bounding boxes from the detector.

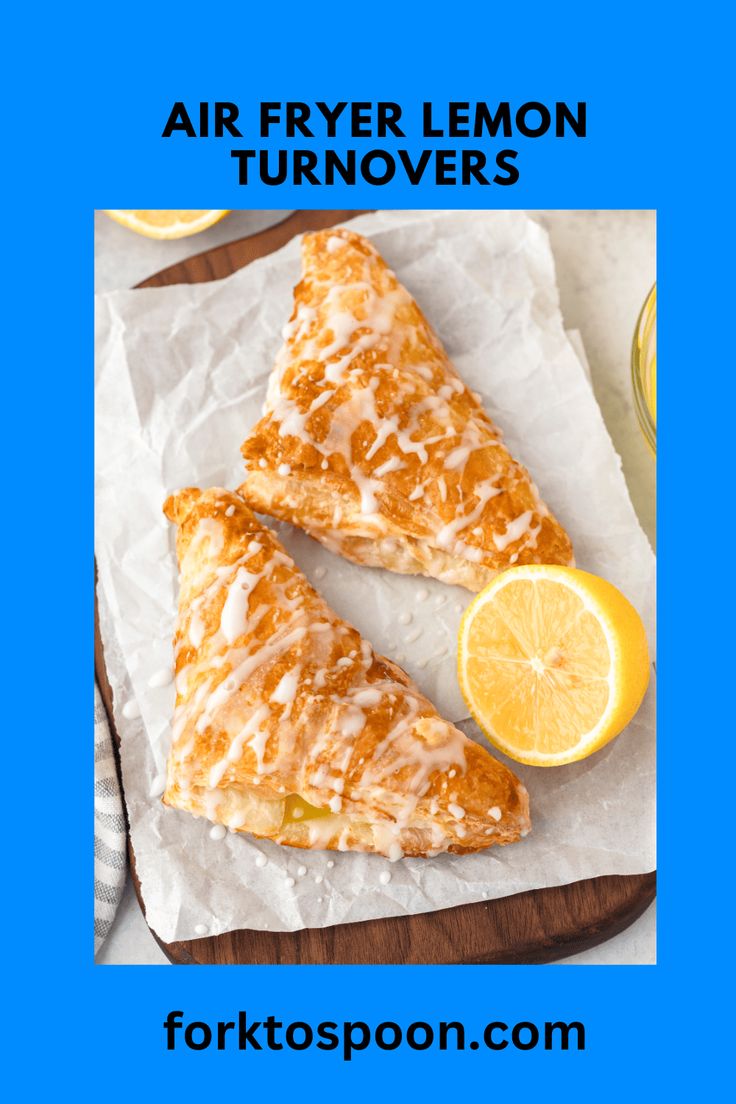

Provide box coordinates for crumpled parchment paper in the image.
[95,210,655,943]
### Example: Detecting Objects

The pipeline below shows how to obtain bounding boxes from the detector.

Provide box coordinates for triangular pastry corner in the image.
[240,227,574,591]
[162,486,530,857]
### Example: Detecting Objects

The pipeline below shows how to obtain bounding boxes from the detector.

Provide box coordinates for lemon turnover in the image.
[240,228,573,591]
[163,487,530,856]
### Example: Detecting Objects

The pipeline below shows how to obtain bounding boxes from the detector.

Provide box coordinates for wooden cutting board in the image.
[95,208,656,965]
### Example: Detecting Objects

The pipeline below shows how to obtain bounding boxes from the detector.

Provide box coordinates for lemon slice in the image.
[458,566,650,766]
[102,210,229,240]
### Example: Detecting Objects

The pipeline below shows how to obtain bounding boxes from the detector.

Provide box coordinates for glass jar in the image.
[632,284,656,455]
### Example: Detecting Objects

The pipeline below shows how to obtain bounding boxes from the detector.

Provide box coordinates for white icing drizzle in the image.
[220,565,264,644]
[445,445,471,470]
[281,303,317,343]
[175,665,190,695]
[191,517,225,558]
[270,668,300,709]
[209,704,271,786]
[122,699,141,720]
[493,510,534,551]
[189,612,205,649]
[350,687,383,707]
[203,788,222,819]
[198,626,307,733]
[374,455,405,478]
[435,480,501,553]
[309,390,332,413]
[338,705,367,738]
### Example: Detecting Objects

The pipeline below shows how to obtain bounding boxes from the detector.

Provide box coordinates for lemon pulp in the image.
[458,566,650,766]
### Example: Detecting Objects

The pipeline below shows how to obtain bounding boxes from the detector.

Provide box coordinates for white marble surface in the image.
[94,209,656,966]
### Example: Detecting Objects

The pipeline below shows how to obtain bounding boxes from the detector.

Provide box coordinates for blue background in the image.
[4,0,729,1097]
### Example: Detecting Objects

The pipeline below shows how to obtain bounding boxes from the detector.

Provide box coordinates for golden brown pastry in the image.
[240,227,573,592]
[163,486,530,856]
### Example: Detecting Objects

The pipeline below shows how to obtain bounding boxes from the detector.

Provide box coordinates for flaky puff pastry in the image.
[240,228,573,592]
[163,487,530,857]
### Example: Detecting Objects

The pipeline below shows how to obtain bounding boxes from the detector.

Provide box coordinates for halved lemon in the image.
[102,210,229,240]
[458,566,650,766]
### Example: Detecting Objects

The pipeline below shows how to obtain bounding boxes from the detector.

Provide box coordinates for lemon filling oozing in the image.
[281,793,332,826]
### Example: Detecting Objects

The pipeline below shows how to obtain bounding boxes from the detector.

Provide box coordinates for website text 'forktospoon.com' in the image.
[163,1012,585,1061]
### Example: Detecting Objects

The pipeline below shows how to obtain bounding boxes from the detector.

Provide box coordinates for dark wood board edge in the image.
[95,208,656,965]
[135,210,372,289]
[155,872,655,966]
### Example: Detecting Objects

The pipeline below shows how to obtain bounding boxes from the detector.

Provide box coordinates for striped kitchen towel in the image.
[94,682,127,954]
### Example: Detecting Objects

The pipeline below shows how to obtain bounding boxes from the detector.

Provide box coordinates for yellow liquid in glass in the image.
[634,285,656,452]
[648,354,656,427]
